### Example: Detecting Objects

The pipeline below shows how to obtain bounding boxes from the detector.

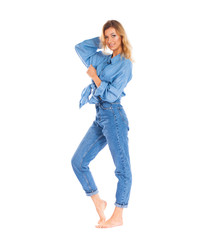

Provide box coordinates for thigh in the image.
[100,106,130,170]
[72,121,107,165]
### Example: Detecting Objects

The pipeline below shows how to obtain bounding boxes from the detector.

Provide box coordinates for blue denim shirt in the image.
[75,37,133,108]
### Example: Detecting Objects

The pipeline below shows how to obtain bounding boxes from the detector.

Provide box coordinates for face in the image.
[104,27,122,52]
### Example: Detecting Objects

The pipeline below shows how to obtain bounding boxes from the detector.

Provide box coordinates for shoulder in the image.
[123,57,132,65]
[121,57,132,71]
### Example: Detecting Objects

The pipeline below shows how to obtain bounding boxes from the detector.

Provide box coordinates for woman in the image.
[71,20,133,228]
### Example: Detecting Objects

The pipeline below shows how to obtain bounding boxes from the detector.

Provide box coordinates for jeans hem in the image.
[86,189,99,197]
[114,202,128,208]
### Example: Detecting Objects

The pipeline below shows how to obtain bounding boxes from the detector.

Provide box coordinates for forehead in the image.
[104,27,117,36]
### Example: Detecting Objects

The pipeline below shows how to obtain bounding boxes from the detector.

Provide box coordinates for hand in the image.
[86,65,97,79]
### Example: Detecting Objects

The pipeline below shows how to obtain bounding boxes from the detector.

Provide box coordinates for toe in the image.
[95,224,102,228]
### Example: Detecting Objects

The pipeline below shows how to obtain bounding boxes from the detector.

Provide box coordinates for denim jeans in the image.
[71,98,132,208]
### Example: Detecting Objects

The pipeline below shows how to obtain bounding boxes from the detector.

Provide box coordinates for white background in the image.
[0,0,204,239]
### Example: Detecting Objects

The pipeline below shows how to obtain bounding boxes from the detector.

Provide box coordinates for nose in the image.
[106,38,111,44]
[108,40,113,45]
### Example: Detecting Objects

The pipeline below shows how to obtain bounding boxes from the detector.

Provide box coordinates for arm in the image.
[75,37,103,68]
[94,60,133,102]
[86,65,101,87]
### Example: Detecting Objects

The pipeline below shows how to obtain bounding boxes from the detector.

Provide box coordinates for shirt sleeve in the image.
[94,60,133,102]
[75,37,104,68]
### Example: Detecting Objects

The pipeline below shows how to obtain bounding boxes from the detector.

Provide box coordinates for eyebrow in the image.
[105,32,116,37]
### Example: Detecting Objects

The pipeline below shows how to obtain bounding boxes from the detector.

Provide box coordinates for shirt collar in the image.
[107,53,122,64]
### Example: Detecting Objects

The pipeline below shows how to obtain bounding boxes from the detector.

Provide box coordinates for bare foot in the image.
[91,194,107,224]
[96,206,123,228]
[96,216,123,228]
[96,200,107,224]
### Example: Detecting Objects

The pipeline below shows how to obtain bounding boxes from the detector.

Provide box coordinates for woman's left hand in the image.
[86,65,97,79]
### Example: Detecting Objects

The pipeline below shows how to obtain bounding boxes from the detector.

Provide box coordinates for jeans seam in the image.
[111,108,127,203]
[118,107,129,128]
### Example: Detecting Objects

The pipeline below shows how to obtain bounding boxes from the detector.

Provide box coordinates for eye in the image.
[112,34,116,37]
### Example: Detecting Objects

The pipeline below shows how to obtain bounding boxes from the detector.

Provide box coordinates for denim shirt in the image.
[75,37,133,108]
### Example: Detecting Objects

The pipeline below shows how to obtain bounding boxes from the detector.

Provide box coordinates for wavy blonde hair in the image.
[100,20,134,62]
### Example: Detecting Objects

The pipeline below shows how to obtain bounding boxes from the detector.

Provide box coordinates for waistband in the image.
[97,96,121,103]
[96,96,121,108]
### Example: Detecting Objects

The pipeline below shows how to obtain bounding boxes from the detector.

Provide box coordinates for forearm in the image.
[92,75,101,88]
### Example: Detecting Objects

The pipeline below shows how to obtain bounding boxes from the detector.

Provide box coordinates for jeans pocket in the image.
[117,106,129,130]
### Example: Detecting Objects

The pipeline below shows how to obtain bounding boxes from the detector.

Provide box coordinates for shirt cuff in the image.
[94,81,109,97]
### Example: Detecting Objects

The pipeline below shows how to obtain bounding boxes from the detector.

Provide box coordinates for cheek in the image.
[116,37,121,45]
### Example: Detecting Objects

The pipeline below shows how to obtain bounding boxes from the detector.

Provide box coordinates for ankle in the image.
[91,194,102,206]
[112,207,123,219]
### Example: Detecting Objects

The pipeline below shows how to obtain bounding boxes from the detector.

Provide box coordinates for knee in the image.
[71,154,80,172]
[115,168,132,184]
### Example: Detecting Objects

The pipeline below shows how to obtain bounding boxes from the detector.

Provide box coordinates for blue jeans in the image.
[71,98,132,208]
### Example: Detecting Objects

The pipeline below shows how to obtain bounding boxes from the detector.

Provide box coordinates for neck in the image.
[112,47,122,58]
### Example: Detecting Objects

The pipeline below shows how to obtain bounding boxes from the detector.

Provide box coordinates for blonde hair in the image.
[100,20,134,62]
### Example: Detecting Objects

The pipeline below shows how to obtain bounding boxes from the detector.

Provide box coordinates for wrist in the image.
[93,75,101,88]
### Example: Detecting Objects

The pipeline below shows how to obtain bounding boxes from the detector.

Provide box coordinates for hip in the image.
[95,98,129,130]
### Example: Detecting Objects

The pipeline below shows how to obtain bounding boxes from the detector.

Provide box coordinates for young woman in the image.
[71,20,133,228]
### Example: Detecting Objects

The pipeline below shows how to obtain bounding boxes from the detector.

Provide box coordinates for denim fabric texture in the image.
[72,37,133,208]
[71,98,132,208]
[75,37,133,108]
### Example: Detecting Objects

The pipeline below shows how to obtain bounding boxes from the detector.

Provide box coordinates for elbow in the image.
[74,44,88,68]
[75,44,80,52]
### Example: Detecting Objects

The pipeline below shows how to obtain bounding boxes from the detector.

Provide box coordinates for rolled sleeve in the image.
[94,60,132,102]
[94,81,109,97]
